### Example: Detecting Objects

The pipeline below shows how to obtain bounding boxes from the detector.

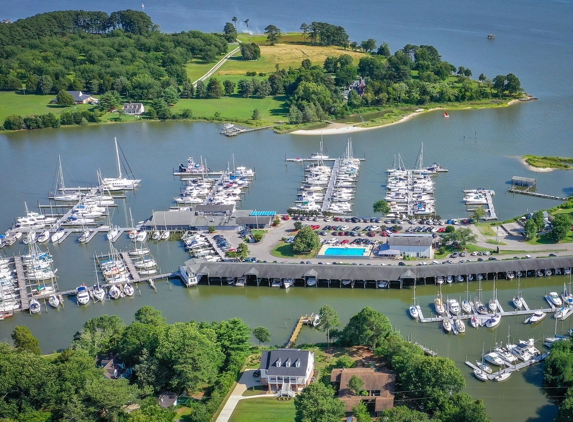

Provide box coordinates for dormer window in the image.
[295,359,301,368]
[285,358,291,367]
[275,358,281,367]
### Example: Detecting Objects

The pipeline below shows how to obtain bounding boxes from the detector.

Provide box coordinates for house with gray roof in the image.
[123,102,145,115]
[51,90,96,104]
[260,349,315,393]
[379,236,433,259]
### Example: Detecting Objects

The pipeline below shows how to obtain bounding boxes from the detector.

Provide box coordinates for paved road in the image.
[216,369,273,422]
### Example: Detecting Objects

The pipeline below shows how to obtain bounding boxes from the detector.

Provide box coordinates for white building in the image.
[123,103,145,115]
[379,236,433,259]
[260,349,315,394]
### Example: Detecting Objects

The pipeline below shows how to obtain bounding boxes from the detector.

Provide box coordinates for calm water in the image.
[2,0,573,420]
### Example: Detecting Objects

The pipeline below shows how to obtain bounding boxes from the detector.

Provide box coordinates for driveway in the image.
[216,369,274,422]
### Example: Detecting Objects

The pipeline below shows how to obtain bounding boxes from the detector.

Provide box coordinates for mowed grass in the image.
[171,95,288,122]
[229,397,295,422]
[216,43,367,76]
[270,242,317,259]
[0,91,62,121]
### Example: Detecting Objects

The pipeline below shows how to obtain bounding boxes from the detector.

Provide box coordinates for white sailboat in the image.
[101,138,140,190]
[409,282,419,319]
[52,156,82,202]
[513,277,523,310]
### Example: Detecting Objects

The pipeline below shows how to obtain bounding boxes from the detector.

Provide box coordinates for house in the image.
[331,368,396,416]
[99,354,132,380]
[378,235,433,259]
[158,392,179,408]
[123,102,145,115]
[343,78,367,100]
[51,91,97,105]
[260,349,315,394]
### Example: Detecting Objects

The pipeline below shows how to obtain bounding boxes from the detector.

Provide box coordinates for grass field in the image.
[171,95,288,123]
[229,397,295,422]
[0,91,69,122]
[271,242,317,259]
[523,155,573,170]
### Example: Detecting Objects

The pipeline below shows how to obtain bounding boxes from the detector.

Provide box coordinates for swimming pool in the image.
[323,247,367,256]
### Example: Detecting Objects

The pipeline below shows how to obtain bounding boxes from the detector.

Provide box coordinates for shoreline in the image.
[520,157,554,173]
[292,99,522,136]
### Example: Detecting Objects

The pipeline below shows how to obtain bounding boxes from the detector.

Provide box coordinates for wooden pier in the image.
[13,257,29,310]
[221,125,272,137]
[285,315,314,348]
[464,353,549,380]
[508,188,568,201]
[484,190,497,220]
[120,252,141,282]
[321,158,342,213]
[411,341,438,357]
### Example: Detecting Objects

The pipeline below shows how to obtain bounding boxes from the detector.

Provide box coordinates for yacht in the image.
[470,314,480,328]
[101,138,141,190]
[524,311,546,324]
[134,231,148,243]
[494,372,511,382]
[78,229,91,243]
[447,299,461,315]
[51,229,65,243]
[29,299,41,314]
[508,344,532,361]
[106,226,120,241]
[36,230,50,243]
[434,296,446,315]
[109,285,121,300]
[461,300,472,314]
[48,294,60,308]
[76,285,90,305]
[454,319,465,333]
[548,292,562,307]
[93,284,105,302]
[134,257,156,269]
[474,368,488,382]
[409,305,419,319]
[442,318,452,333]
[513,295,523,310]
[123,283,135,297]
[160,231,170,240]
[484,352,504,366]
[494,346,519,365]
[475,300,488,315]
[476,361,493,374]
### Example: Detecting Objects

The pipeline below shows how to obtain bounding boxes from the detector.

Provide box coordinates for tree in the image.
[318,305,340,347]
[532,210,545,231]
[433,392,491,422]
[473,206,486,221]
[136,306,167,325]
[222,22,237,43]
[72,315,126,356]
[206,78,223,99]
[264,25,282,45]
[348,375,365,395]
[232,16,238,29]
[11,326,41,355]
[294,382,345,422]
[252,326,271,345]
[347,90,362,108]
[338,307,393,349]
[377,406,433,422]
[550,214,572,242]
[56,90,75,106]
[353,401,370,422]
[208,226,216,233]
[492,74,506,96]
[244,19,250,31]
[3,114,25,130]
[300,23,309,41]
[292,226,320,254]
[37,75,53,94]
[240,43,260,60]
[479,73,487,83]
[238,79,254,98]
[293,221,303,231]
[195,80,207,98]
[361,38,377,53]
[251,109,261,120]
[373,199,391,215]
[524,219,538,240]
[223,80,235,96]
[99,90,122,112]
[377,42,391,57]
[505,73,522,94]
[443,227,477,247]
[289,105,303,124]
[162,86,179,105]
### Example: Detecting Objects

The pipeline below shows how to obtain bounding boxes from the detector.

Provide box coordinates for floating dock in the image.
[508,188,568,201]
[13,257,29,311]
[221,125,272,137]
[465,353,549,380]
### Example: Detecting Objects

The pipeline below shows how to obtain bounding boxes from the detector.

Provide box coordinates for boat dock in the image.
[120,252,141,282]
[464,353,549,380]
[286,157,365,163]
[221,125,272,137]
[321,158,342,213]
[508,188,568,201]
[285,315,316,348]
[484,190,497,220]
[13,256,29,311]
[411,341,438,357]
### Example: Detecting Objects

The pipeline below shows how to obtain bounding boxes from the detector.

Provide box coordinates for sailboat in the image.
[52,156,82,202]
[488,278,498,312]
[100,138,140,190]
[477,344,493,374]
[513,277,523,309]
[409,282,419,319]
[462,278,472,313]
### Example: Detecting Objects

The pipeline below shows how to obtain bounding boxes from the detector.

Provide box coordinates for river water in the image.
[1,1,573,420]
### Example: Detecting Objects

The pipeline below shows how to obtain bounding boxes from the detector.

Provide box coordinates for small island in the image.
[523,155,573,170]
[0,10,526,134]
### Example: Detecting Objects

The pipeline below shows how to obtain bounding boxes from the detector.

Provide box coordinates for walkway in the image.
[216,369,275,422]
[193,44,241,87]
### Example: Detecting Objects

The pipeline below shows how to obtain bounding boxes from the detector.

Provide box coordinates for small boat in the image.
[306,278,317,287]
[434,296,446,315]
[78,230,90,243]
[283,278,294,289]
[470,314,480,328]
[160,231,170,240]
[152,230,161,241]
[93,284,105,302]
[461,300,472,314]
[36,230,50,243]
[48,294,60,308]
[138,268,158,276]
[484,352,504,366]
[123,283,135,297]
[475,300,488,315]
[474,368,488,382]
[548,292,562,307]
[109,285,121,300]
[23,231,37,245]
[409,306,419,319]
[554,306,570,320]
[487,34,496,39]
[29,299,41,314]
[545,269,552,276]
[129,248,150,256]
[513,295,523,310]
[456,275,464,282]
[271,278,282,288]
[444,112,450,118]
[106,226,120,241]
[446,275,453,284]
[443,318,452,333]
[476,361,493,374]
[51,229,65,243]
[565,268,571,275]
[494,372,511,382]
[486,314,501,328]
[312,314,320,327]
[455,319,465,333]
[76,285,90,305]
[378,280,389,288]
[524,311,546,324]
[448,299,461,315]
[134,231,148,242]
[134,258,156,269]
[436,276,444,285]
[488,298,497,313]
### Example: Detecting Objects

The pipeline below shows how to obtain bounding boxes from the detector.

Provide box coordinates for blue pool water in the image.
[324,247,366,256]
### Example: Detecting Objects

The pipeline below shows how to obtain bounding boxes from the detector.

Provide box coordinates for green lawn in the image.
[0,91,74,122]
[229,397,295,422]
[171,95,288,123]
[271,242,317,259]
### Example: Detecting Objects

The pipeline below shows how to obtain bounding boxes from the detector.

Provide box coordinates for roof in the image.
[158,392,178,408]
[261,349,312,377]
[235,215,273,226]
[331,368,396,412]
[67,91,93,102]
[123,102,144,109]
[195,204,235,214]
[512,176,536,183]
[144,210,234,229]
[187,256,573,281]
[388,237,433,247]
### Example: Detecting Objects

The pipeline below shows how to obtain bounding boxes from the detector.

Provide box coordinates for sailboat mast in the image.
[58,155,65,191]
[114,138,122,179]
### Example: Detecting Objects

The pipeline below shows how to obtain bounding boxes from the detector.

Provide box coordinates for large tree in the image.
[550,214,572,242]
[206,78,223,99]
[337,307,392,349]
[252,326,271,345]
[11,326,41,355]
[99,90,122,112]
[444,227,477,247]
[348,375,365,395]
[222,22,237,43]
[373,199,391,215]
[264,25,282,45]
[294,382,345,422]
[292,226,321,254]
[361,38,377,53]
[318,305,340,347]
[56,90,75,106]
[72,315,125,356]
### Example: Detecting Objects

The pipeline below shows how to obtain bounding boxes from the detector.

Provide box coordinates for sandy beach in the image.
[520,158,554,173]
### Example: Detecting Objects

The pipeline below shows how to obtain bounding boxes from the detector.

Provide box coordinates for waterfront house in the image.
[51,91,96,105]
[123,102,145,115]
[158,392,179,407]
[99,354,131,380]
[260,349,315,394]
[330,368,396,416]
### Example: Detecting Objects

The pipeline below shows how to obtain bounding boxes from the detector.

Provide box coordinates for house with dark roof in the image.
[260,349,315,393]
[51,91,96,105]
[158,392,179,407]
[331,368,396,416]
[378,235,433,258]
[99,354,132,380]
[123,102,145,115]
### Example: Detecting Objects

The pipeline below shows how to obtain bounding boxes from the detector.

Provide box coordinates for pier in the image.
[13,257,29,311]
[285,315,315,348]
[508,188,568,201]
[321,158,341,213]
[484,190,497,220]
[286,157,365,163]
[464,353,549,380]
[220,125,272,137]
[120,252,141,282]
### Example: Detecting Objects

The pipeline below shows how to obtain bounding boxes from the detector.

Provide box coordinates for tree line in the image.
[1,306,255,422]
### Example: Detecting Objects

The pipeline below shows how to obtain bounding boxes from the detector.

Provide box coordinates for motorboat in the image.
[93,284,105,302]
[485,314,501,328]
[548,292,562,307]
[134,231,148,243]
[76,285,90,305]
[461,300,472,314]
[123,283,134,297]
[484,352,504,366]
[546,269,552,276]
[409,306,419,319]
[524,311,546,324]
[476,361,493,374]
[436,276,444,285]
[494,346,519,365]
[474,369,488,382]
[470,314,480,328]
[434,296,446,315]
[446,275,453,284]
[306,278,317,287]
[134,258,156,269]
[109,285,121,300]
[78,230,91,243]
[513,295,523,310]
[455,319,465,333]
[29,299,41,314]
[152,231,161,241]
[139,268,158,276]
[554,306,572,320]
[509,344,532,361]
[544,337,566,348]
[377,280,389,289]
[23,231,37,245]
[271,278,282,288]
[448,299,461,315]
[129,247,150,256]
[106,226,120,241]
[494,372,511,382]
[48,294,60,308]
[283,278,294,289]
[488,298,497,313]
[456,275,464,282]
[517,338,540,356]
[443,318,452,333]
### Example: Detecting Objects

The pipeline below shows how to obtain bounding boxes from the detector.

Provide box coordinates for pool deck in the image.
[316,245,372,259]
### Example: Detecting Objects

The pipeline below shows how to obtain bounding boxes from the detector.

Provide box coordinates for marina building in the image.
[379,236,433,259]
